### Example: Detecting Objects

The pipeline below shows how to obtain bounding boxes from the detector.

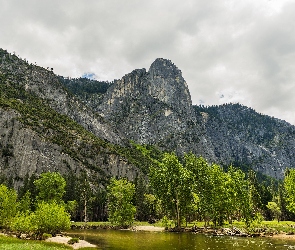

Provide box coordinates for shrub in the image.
[11,212,36,235]
[68,237,79,244]
[42,233,52,240]
[32,201,71,236]
[11,202,70,237]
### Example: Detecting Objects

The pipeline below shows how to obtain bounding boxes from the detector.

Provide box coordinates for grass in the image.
[0,235,72,250]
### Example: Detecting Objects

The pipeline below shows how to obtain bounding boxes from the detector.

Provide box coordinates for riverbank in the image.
[0,232,96,249]
[46,235,96,249]
[69,220,295,241]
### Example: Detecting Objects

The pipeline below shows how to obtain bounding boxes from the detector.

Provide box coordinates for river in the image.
[67,229,295,250]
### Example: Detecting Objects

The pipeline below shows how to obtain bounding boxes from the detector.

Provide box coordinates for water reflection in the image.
[67,230,295,250]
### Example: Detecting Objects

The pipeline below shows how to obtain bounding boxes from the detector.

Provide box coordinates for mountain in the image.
[0,49,158,187]
[194,104,295,179]
[1,48,295,185]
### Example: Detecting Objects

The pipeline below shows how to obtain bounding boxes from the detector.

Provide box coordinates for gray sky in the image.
[1,0,295,125]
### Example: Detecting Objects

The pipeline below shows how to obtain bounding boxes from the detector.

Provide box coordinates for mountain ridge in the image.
[1,48,294,183]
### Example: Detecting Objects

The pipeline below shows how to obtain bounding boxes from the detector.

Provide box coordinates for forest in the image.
[1,150,295,236]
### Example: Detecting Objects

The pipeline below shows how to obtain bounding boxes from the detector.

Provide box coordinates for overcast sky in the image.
[1,0,295,125]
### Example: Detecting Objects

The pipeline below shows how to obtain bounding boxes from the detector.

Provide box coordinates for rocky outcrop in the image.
[0,49,123,145]
[97,58,215,159]
[195,104,295,179]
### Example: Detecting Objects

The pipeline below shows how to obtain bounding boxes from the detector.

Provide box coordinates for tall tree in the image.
[134,174,148,221]
[149,152,193,229]
[0,184,18,228]
[107,178,136,227]
[34,172,66,204]
[284,169,295,214]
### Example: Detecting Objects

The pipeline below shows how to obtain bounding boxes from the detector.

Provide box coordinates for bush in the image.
[11,202,70,237]
[42,233,52,240]
[11,212,36,235]
[32,201,71,236]
[68,237,79,244]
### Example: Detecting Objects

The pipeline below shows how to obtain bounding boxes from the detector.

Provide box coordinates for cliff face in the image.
[97,59,215,159]
[194,104,295,179]
[0,49,123,145]
[0,106,140,186]
[0,49,146,186]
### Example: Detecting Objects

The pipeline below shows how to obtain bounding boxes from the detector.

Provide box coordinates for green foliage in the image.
[284,169,295,214]
[266,202,281,222]
[60,76,110,96]
[0,184,18,228]
[18,191,31,213]
[12,201,71,236]
[161,215,174,229]
[34,172,66,203]
[31,201,71,236]
[65,200,78,219]
[107,178,136,227]
[11,212,36,234]
[149,152,193,228]
[42,233,52,240]
[67,237,79,244]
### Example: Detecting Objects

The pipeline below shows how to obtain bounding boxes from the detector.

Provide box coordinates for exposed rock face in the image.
[194,104,295,179]
[0,107,139,186]
[0,50,123,145]
[97,58,215,159]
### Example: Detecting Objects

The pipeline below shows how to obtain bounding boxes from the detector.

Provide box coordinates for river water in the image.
[67,229,295,250]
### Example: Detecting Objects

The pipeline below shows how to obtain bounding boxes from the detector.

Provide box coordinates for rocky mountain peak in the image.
[149,58,182,80]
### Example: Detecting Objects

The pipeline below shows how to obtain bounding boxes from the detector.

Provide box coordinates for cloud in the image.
[0,0,294,124]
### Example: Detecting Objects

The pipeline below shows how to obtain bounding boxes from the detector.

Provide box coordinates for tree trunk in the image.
[176,193,180,230]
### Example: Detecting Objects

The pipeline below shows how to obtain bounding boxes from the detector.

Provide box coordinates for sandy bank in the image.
[46,235,96,249]
[133,226,165,232]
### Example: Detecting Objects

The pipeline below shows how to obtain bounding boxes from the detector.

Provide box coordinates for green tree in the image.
[143,193,162,222]
[184,154,213,226]
[149,152,193,229]
[226,166,252,226]
[0,184,18,228]
[77,171,92,223]
[32,201,71,236]
[134,174,148,221]
[266,202,281,222]
[107,178,136,227]
[284,169,295,214]
[34,172,66,203]
[12,201,71,236]
[248,170,262,214]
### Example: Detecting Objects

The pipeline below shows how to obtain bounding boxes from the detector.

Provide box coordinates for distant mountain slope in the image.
[0,49,123,145]
[194,104,295,179]
[58,76,112,110]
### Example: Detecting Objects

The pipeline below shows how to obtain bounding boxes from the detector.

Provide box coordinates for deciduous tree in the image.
[107,178,136,227]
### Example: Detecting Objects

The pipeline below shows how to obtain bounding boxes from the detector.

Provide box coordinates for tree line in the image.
[1,152,295,233]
